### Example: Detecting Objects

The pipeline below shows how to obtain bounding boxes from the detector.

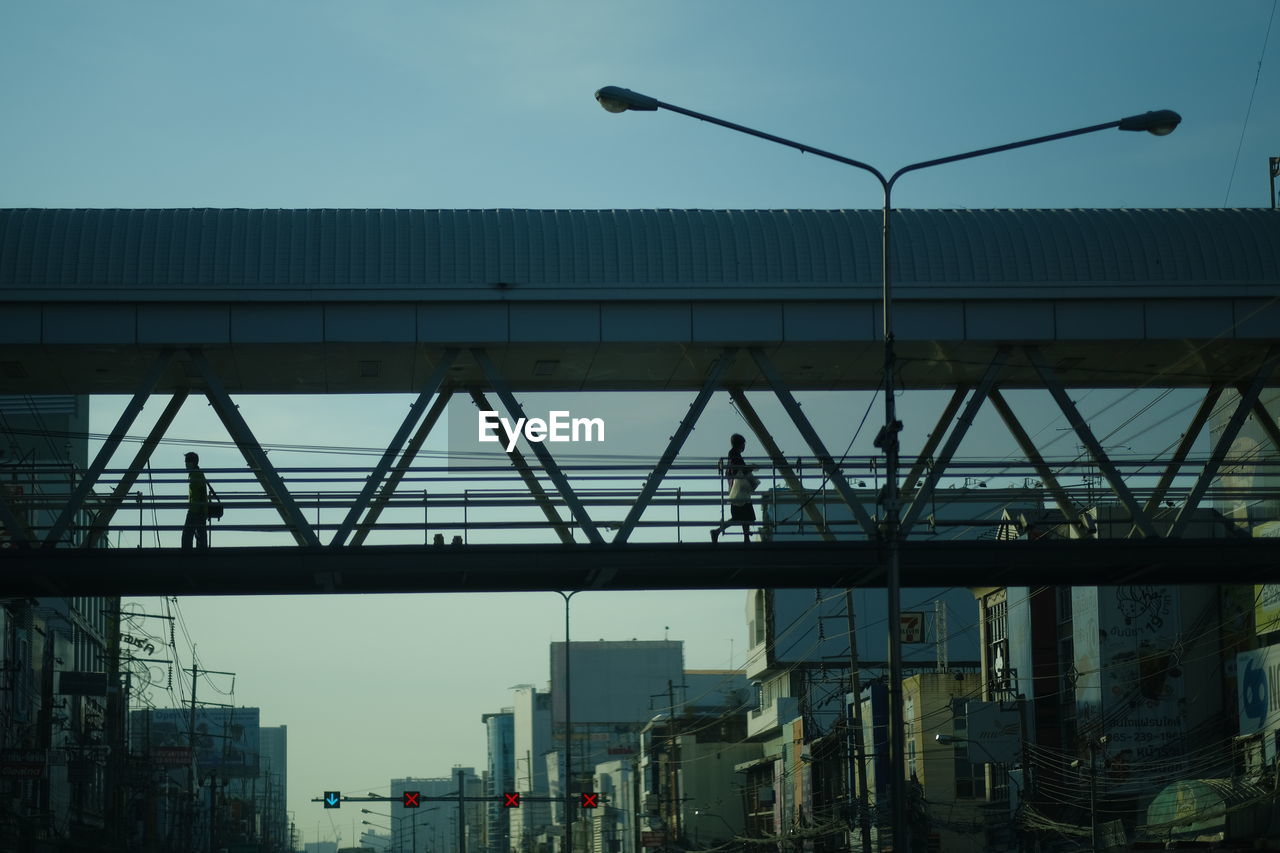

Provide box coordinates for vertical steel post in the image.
[880,188,909,853]
[844,590,873,853]
[458,768,467,853]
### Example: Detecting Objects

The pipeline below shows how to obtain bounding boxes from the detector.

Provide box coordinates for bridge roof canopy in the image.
[2,207,1278,302]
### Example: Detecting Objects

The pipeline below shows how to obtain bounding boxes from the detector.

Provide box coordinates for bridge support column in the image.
[750,349,877,538]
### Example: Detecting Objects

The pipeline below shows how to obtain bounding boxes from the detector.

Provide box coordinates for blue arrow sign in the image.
[324,791,340,808]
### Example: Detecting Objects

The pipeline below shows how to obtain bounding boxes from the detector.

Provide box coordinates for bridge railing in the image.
[4,453,1279,549]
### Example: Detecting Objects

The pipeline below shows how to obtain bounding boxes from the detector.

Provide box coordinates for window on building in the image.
[751,591,766,647]
[984,595,1010,697]
[951,700,986,799]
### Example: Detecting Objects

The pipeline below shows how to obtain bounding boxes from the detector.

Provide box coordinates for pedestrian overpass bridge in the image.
[2,207,1279,594]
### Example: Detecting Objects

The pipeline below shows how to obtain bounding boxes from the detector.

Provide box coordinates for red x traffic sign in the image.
[580,793,599,808]
[502,792,520,808]
[403,791,421,808]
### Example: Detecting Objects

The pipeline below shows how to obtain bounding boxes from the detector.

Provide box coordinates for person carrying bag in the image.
[711,433,759,543]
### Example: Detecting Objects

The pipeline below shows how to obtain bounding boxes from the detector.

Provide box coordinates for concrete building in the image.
[637,699,760,852]
[738,489,1004,850]
[259,724,289,851]
[966,506,1247,849]
[482,708,515,853]
[0,395,123,852]
[547,640,685,847]
[510,685,552,852]
[391,769,484,853]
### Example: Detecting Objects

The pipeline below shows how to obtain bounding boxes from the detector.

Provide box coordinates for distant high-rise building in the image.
[260,724,288,850]
[510,686,552,852]
[392,769,482,853]
[482,709,514,853]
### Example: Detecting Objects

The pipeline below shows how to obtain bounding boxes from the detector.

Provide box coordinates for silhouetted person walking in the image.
[711,433,757,543]
[181,452,209,549]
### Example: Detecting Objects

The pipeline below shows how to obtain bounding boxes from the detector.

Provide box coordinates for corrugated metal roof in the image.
[0,208,1276,294]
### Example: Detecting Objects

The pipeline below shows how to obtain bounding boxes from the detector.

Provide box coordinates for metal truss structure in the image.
[3,342,1280,595]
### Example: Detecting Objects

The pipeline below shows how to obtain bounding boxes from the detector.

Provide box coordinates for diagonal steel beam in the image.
[83,392,189,549]
[900,348,1009,538]
[471,350,604,543]
[1244,383,1280,457]
[191,350,321,547]
[0,486,33,548]
[988,388,1086,532]
[330,351,458,547]
[469,388,575,546]
[1025,346,1159,539]
[350,387,454,547]
[902,387,967,498]
[1170,350,1280,537]
[1143,384,1223,516]
[750,348,877,538]
[730,387,835,542]
[613,350,737,544]
[43,350,174,547]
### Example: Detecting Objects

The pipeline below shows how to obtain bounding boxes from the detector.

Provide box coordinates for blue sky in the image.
[4,1,1277,843]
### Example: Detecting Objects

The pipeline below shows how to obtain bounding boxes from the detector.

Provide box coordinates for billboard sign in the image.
[964,701,1021,764]
[1238,644,1280,739]
[900,612,924,643]
[0,749,46,778]
[131,707,259,776]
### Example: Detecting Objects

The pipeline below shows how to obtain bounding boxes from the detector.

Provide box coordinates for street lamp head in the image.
[595,85,659,113]
[934,733,958,745]
[1118,109,1181,136]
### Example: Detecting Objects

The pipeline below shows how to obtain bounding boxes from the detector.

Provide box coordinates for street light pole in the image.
[557,590,581,852]
[594,84,1178,853]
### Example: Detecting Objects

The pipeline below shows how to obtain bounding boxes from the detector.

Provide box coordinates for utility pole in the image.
[457,767,467,853]
[843,590,873,853]
[1072,734,1106,853]
[186,662,235,853]
[667,679,681,843]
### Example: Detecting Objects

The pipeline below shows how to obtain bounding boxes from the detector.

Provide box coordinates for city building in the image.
[0,395,123,852]
[547,640,685,848]
[510,685,552,852]
[391,769,484,853]
[482,708,515,853]
[738,489,1001,850]
[636,680,759,853]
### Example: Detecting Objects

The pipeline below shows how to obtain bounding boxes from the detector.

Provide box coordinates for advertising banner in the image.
[1238,644,1280,748]
[132,707,259,776]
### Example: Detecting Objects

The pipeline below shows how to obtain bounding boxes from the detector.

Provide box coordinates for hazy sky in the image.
[4,1,1277,844]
